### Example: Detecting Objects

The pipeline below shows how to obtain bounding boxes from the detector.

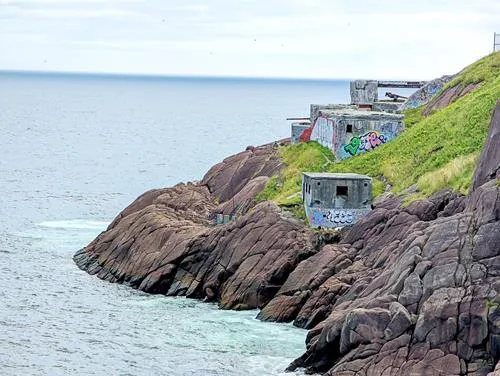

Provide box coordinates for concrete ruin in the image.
[290,78,452,160]
[302,172,372,228]
[399,75,455,111]
[298,108,404,160]
[350,80,379,105]
[291,121,310,144]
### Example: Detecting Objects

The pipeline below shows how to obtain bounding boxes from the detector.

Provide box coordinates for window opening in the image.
[336,186,348,198]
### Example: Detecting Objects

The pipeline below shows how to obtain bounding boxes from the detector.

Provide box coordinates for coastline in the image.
[74,54,500,374]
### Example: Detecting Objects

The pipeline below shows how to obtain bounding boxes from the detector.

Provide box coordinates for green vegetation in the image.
[256,142,334,206]
[259,52,500,210]
[416,152,479,196]
[446,51,500,87]
[485,298,499,309]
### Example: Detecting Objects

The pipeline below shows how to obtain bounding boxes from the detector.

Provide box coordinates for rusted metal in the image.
[377,80,426,88]
[385,92,408,101]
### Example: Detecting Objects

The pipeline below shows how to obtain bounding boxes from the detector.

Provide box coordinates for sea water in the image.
[0,72,348,376]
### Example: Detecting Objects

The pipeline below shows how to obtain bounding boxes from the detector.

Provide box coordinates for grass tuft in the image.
[416,152,479,196]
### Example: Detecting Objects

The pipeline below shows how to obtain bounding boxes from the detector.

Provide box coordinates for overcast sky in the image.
[0,0,499,79]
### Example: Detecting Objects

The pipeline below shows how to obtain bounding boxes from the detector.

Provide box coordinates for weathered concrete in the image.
[310,104,357,124]
[399,75,455,111]
[372,101,402,113]
[350,80,378,105]
[303,172,372,228]
[291,122,310,144]
[302,109,404,160]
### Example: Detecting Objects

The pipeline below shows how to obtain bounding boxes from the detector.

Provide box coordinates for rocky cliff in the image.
[74,103,500,375]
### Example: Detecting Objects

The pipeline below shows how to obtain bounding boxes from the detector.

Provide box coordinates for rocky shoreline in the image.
[74,101,500,375]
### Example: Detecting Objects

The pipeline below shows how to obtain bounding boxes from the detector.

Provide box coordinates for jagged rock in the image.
[202,144,282,202]
[75,104,500,375]
[288,102,500,375]
[74,144,318,311]
[472,100,500,190]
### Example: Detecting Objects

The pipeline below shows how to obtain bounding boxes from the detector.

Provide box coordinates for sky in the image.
[0,0,499,79]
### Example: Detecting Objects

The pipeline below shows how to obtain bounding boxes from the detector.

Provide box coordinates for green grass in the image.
[446,51,500,87]
[259,52,500,208]
[256,141,334,206]
[416,152,479,196]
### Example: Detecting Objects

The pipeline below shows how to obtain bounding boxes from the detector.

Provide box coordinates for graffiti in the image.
[293,115,335,151]
[311,210,325,225]
[305,207,370,228]
[291,124,310,144]
[299,127,313,142]
[400,76,454,110]
[310,116,335,150]
[343,131,387,156]
[325,210,354,224]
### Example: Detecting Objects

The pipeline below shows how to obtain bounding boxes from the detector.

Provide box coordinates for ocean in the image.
[0,72,349,376]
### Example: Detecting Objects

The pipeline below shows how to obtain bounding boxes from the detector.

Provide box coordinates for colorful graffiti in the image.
[298,116,335,149]
[306,206,370,228]
[343,131,387,156]
[291,124,310,144]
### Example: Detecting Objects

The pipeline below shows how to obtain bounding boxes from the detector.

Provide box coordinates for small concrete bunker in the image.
[302,172,372,228]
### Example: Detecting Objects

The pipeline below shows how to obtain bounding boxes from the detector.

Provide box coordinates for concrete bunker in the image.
[302,172,372,228]
[302,109,404,160]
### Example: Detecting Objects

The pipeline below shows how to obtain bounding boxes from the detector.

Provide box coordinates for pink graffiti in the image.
[345,131,387,156]
[360,131,386,152]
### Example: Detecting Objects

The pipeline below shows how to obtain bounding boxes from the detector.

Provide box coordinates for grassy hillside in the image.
[259,52,500,207]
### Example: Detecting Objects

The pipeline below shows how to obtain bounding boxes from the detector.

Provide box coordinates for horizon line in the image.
[0,69,429,83]
[0,69,355,83]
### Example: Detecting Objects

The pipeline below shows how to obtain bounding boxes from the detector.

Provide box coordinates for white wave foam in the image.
[37,220,109,230]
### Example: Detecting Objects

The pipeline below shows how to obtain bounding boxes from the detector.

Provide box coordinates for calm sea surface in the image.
[0,72,348,376]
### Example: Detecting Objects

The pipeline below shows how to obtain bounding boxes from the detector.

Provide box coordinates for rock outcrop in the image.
[283,101,500,375]
[74,141,319,310]
[423,81,481,115]
[74,103,500,375]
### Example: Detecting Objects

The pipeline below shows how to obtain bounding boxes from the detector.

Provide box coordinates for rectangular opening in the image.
[346,124,353,133]
[336,186,348,198]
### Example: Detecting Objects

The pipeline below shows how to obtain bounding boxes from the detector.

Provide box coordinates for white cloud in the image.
[0,0,499,78]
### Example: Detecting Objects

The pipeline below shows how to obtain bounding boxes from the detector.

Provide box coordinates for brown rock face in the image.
[74,143,319,310]
[472,100,500,190]
[201,142,283,203]
[423,82,481,115]
[75,105,500,375]
[284,102,500,375]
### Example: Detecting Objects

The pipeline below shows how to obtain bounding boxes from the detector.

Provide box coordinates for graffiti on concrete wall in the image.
[306,206,370,228]
[293,116,402,160]
[291,124,311,144]
[342,131,387,156]
[304,116,335,150]
[400,75,454,110]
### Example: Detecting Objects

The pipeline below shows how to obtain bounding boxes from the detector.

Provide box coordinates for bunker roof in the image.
[320,108,404,120]
[303,172,372,180]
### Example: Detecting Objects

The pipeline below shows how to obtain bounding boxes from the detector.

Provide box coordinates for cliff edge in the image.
[74,53,500,375]
[75,102,499,375]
